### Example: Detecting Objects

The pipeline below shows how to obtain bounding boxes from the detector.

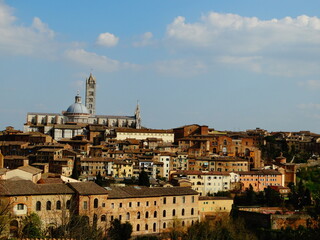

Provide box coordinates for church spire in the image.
[135,101,141,129]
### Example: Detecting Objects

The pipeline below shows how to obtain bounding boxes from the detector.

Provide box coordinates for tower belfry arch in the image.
[85,73,96,115]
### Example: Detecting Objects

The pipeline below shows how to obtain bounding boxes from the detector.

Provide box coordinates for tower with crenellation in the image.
[85,73,96,115]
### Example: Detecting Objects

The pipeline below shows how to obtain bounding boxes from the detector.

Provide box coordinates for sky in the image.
[0,0,320,133]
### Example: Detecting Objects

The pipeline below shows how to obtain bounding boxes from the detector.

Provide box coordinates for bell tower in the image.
[85,73,96,115]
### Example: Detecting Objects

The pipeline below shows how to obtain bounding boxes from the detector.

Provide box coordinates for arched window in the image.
[94,198,98,208]
[136,224,140,231]
[163,222,166,229]
[145,224,148,230]
[101,215,106,221]
[145,211,149,218]
[46,201,51,210]
[137,211,141,219]
[163,210,166,217]
[172,209,176,216]
[56,200,61,210]
[154,211,157,218]
[36,201,41,211]
[191,208,194,215]
[66,200,70,209]
[153,223,156,232]
[126,212,130,220]
[182,208,185,216]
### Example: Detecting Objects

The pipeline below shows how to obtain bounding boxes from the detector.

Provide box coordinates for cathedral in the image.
[24,73,141,140]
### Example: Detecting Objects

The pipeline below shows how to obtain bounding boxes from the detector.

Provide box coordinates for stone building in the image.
[24,73,141,140]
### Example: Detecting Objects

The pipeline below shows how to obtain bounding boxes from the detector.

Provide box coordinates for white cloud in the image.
[133,32,154,47]
[166,12,320,76]
[0,2,56,57]
[297,103,320,110]
[96,32,119,47]
[155,59,207,77]
[65,48,139,72]
[298,80,320,90]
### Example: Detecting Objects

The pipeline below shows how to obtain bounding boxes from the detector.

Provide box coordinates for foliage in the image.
[138,170,150,187]
[0,198,11,237]
[214,191,232,198]
[71,158,80,180]
[95,171,104,186]
[22,212,43,238]
[234,186,283,207]
[257,226,320,240]
[287,180,312,209]
[108,218,132,240]
[184,218,257,240]
[135,236,159,240]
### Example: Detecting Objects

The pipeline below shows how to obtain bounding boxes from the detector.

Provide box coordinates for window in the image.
[101,215,106,221]
[17,204,24,210]
[137,202,140,207]
[126,212,130,220]
[94,198,98,208]
[36,201,41,211]
[173,197,176,204]
[56,200,61,210]
[154,211,157,218]
[66,200,70,209]
[111,203,114,208]
[145,211,149,218]
[46,201,52,210]
[163,197,166,204]
[163,210,166,217]
[153,223,156,232]
[129,202,132,207]
[111,215,114,221]
[182,208,185,216]
[119,203,122,208]
[191,208,194,215]
[163,222,166,229]
[172,209,176,216]
[145,224,148,230]
[182,196,186,203]
[146,201,149,206]
[136,224,140,231]
[119,215,122,221]
[191,196,195,203]
[154,201,157,205]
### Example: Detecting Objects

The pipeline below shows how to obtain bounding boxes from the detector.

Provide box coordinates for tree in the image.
[0,197,11,237]
[264,187,282,207]
[71,158,80,180]
[108,219,132,240]
[138,170,150,187]
[22,213,43,238]
[95,171,104,186]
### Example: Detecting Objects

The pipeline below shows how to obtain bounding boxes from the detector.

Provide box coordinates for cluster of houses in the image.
[1,122,313,238]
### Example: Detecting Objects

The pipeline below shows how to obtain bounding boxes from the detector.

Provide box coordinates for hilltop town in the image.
[1,74,320,239]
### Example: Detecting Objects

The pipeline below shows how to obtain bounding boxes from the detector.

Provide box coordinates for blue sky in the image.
[1,0,320,133]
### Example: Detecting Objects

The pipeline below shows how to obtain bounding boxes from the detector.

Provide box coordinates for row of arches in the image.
[36,200,70,211]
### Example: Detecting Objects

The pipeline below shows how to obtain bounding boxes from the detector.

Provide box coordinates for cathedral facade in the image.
[24,74,141,140]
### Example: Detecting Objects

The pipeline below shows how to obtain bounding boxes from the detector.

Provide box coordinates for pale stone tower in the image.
[85,73,96,115]
[135,101,141,129]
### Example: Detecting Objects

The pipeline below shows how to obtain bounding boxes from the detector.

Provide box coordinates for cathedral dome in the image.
[66,94,90,115]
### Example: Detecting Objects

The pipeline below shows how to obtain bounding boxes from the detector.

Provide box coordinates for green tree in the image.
[95,171,104,186]
[22,213,43,238]
[108,219,132,240]
[138,170,150,187]
[264,187,282,207]
[71,158,80,180]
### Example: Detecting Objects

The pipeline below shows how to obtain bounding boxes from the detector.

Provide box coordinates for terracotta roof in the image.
[237,170,282,175]
[106,186,198,199]
[17,165,42,175]
[67,182,108,195]
[116,128,173,133]
[0,180,73,196]
[173,170,230,176]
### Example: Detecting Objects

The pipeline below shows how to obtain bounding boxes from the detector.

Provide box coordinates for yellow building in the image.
[198,196,233,220]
